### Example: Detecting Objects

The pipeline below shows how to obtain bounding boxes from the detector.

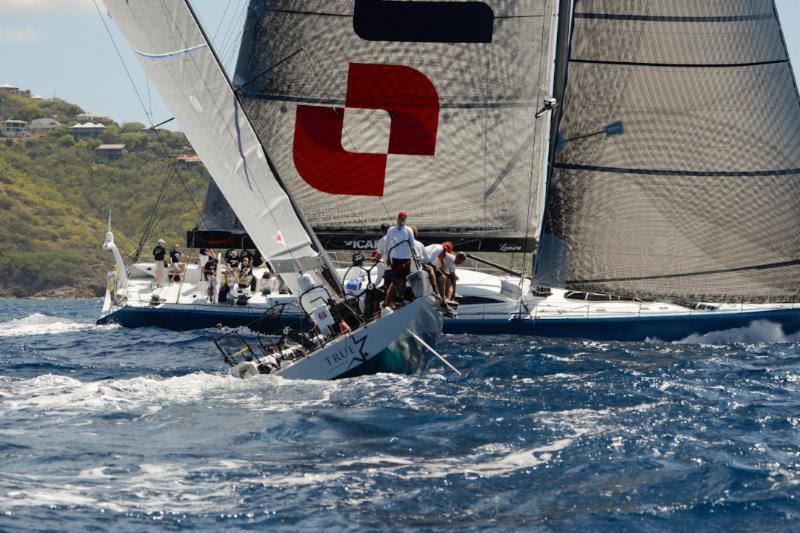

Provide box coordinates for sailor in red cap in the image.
[381,210,415,308]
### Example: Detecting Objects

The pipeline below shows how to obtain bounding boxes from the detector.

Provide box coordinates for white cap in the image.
[157,239,166,245]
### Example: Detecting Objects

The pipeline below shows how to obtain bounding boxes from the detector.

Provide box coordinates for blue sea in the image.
[1,299,800,531]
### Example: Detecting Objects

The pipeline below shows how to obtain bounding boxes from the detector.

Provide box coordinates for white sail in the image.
[102,0,325,277]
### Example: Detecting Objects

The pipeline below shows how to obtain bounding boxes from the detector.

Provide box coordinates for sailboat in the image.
[99,0,555,333]
[100,0,800,343]
[99,0,443,379]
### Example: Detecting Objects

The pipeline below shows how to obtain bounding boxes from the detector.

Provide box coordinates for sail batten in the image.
[535,0,800,303]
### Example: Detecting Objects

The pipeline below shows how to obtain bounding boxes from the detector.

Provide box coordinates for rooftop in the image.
[69,122,107,129]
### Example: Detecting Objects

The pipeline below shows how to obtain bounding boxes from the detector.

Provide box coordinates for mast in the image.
[181,0,343,296]
[547,0,573,168]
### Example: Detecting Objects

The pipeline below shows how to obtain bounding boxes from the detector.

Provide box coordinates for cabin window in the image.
[457,295,504,305]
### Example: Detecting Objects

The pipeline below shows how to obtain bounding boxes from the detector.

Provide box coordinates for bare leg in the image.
[436,274,447,300]
[384,281,397,309]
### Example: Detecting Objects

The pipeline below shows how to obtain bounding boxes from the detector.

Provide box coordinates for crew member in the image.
[372,223,391,262]
[382,211,415,309]
[169,244,186,282]
[424,241,452,299]
[224,249,239,269]
[198,247,210,269]
[444,251,466,301]
[153,239,167,287]
[239,248,253,265]
[203,252,218,301]
[237,256,253,298]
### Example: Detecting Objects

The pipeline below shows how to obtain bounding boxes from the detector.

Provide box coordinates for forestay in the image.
[536,0,800,303]
[102,0,324,276]
[234,0,557,247]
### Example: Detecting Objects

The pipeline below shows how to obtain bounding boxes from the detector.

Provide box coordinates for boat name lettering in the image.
[499,242,522,252]
[325,344,357,367]
[344,239,379,250]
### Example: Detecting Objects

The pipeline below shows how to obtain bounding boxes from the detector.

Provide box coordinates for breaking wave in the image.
[676,319,800,345]
[0,313,111,337]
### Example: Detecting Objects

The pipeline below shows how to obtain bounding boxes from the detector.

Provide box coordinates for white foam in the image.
[0,313,111,337]
[676,320,800,345]
[0,371,343,415]
[265,436,580,488]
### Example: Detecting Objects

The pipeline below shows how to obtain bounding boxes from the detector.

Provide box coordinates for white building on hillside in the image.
[2,120,29,138]
[75,112,113,125]
[29,118,61,132]
[68,122,106,139]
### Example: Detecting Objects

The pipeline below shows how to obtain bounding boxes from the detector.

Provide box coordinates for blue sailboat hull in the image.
[445,309,800,342]
[98,304,800,342]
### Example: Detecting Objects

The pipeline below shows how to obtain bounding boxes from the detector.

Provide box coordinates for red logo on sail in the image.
[293,63,439,197]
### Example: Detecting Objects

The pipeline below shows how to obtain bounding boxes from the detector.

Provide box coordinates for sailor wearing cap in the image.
[152,239,168,287]
[382,211,415,309]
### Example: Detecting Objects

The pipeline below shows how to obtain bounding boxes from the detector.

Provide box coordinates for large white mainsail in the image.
[102,0,337,293]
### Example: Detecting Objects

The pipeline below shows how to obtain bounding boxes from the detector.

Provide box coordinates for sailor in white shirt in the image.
[443,251,466,301]
[383,211,415,308]
[423,241,452,299]
[382,215,414,261]
[410,225,428,264]
[373,223,391,262]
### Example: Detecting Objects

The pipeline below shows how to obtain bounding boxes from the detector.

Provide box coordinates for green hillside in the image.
[0,90,209,297]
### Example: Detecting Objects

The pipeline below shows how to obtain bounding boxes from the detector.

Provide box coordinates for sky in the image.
[2,0,800,129]
[0,0,248,128]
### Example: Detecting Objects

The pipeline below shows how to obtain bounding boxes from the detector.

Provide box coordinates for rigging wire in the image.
[92,0,210,264]
[212,0,234,41]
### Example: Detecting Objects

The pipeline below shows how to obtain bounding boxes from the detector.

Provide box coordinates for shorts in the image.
[386,258,411,282]
[427,263,446,277]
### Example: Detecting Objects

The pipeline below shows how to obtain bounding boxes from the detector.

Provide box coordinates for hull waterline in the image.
[98,300,800,342]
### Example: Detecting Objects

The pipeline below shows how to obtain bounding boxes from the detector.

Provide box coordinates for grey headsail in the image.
[197,181,245,235]
[233,0,557,251]
[535,0,800,303]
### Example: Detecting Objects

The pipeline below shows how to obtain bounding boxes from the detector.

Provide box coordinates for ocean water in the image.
[1,299,800,531]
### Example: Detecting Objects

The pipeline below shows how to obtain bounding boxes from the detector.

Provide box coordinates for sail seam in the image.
[237,93,537,109]
[569,58,787,69]
[553,163,800,178]
[265,8,544,20]
[568,258,800,285]
[574,13,773,23]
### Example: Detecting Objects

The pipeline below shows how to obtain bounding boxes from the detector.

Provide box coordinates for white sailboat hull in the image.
[98,262,800,342]
[275,297,440,380]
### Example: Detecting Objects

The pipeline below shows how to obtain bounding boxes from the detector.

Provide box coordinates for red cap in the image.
[398,210,408,219]
[442,242,453,253]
